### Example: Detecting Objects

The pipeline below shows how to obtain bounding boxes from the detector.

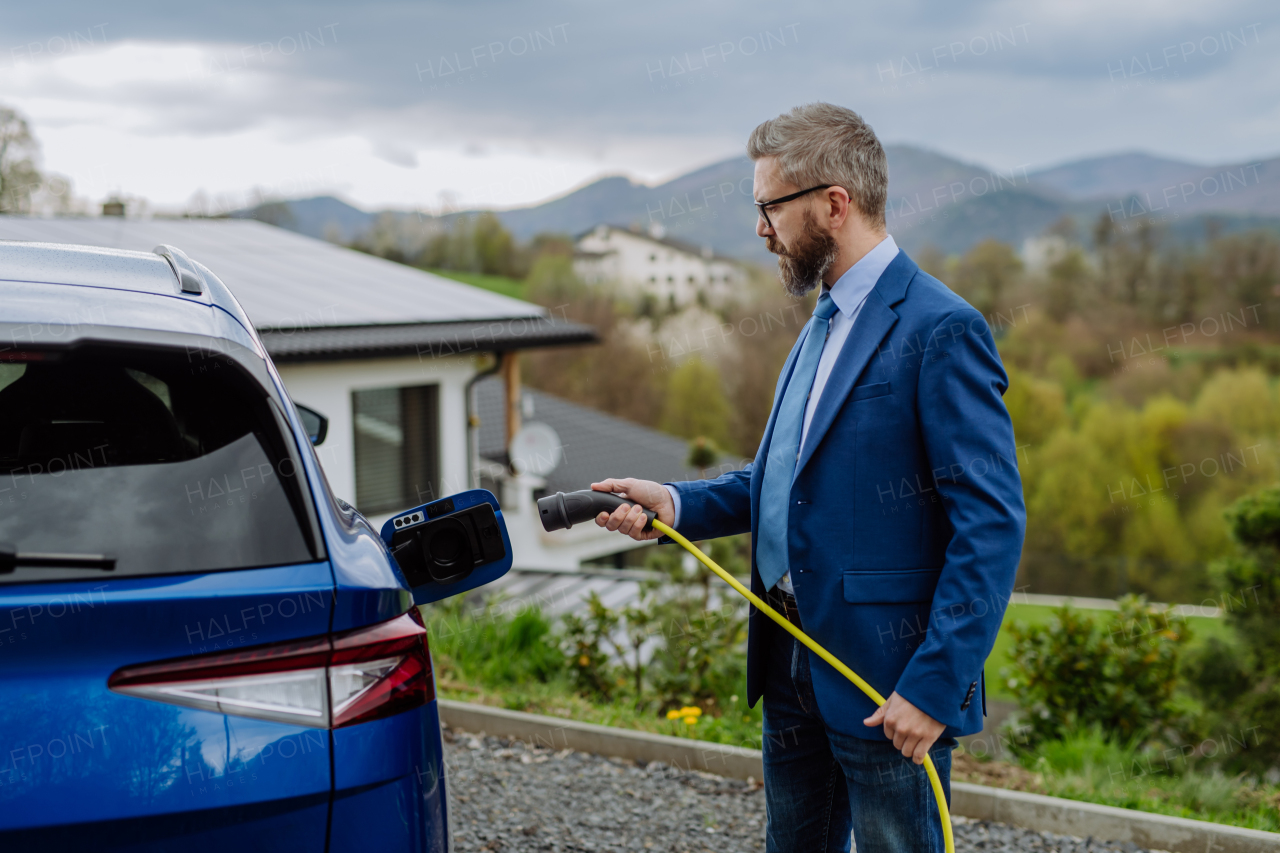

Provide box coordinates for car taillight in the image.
[108,611,433,729]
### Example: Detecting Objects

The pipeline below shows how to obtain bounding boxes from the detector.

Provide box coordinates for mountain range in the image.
[234,145,1280,262]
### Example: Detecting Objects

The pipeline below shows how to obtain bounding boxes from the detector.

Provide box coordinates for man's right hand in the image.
[589,478,674,542]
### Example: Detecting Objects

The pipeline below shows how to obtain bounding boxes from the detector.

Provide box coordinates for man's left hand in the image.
[863,692,946,764]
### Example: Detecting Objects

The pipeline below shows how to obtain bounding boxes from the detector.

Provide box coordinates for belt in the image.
[766,588,804,631]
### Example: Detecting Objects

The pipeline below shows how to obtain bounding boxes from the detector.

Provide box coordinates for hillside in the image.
[1028,152,1203,199]
[235,145,1280,261]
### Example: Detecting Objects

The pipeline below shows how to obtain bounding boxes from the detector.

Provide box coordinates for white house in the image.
[1020,234,1070,273]
[573,224,743,308]
[0,215,676,569]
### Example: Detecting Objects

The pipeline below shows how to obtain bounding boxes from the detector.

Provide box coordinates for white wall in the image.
[574,226,739,306]
[276,353,647,569]
[276,353,478,530]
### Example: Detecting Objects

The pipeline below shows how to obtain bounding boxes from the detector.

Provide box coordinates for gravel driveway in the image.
[442,727,1161,852]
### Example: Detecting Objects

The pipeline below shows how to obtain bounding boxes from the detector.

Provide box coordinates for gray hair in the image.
[747,103,888,228]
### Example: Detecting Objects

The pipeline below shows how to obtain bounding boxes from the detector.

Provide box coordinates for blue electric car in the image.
[0,241,513,851]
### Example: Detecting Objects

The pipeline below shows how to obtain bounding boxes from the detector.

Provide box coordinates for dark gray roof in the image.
[475,377,749,493]
[0,217,545,330]
[262,316,597,362]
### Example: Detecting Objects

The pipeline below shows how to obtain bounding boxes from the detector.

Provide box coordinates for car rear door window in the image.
[0,345,316,583]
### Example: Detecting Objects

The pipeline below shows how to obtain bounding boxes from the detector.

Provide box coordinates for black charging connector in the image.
[536,489,656,533]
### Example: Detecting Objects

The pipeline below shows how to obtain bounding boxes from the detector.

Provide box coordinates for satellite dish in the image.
[509,422,562,476]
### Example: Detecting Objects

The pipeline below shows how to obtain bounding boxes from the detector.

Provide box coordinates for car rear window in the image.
[0,344,316,583]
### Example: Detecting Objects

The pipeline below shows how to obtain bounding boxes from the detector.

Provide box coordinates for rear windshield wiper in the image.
[0,544,116,573]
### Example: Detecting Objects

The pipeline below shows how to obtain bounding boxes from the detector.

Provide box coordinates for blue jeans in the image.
[762,630,956,853]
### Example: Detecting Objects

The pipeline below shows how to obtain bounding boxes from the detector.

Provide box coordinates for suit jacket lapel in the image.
[792,252,918,481]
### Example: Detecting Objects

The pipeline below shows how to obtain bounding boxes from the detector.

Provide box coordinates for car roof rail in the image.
[152,244,205,295]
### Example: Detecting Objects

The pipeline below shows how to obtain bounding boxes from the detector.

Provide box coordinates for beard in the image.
[767,211,839,297]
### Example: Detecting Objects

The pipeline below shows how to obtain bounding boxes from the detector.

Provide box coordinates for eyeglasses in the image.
[754,184,834,229]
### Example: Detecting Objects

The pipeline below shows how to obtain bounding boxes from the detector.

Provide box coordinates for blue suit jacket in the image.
[663,251,1026,739]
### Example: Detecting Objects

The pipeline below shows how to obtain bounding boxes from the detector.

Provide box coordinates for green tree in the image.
[1193,368,1278,440]
[659,357,732,449]
[252,200,298,230]
[1003,364,1067,447]
[915,244,950,280]
[952,239,1023,317]
[0,106,42,214]
[1186,486,1280,772]
[1045,246,1090,321]
[1210,232,1280,332]
[472,211,515,275]
[524,253,586,308]
[412,212,519,276]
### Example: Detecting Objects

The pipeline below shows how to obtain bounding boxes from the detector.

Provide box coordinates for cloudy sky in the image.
[3,1,1277,213]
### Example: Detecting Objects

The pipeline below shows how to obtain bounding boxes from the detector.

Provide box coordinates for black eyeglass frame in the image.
[754,184,835,229]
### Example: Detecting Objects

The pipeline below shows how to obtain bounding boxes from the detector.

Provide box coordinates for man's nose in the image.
[756,216,773,239]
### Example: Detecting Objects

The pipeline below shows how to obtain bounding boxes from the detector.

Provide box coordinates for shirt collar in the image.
[822,234,899,318]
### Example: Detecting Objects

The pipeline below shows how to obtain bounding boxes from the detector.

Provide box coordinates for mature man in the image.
[592,103,1026,852]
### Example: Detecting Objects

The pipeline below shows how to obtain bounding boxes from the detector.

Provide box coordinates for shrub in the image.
[642,537,748,712]
[423,597,564,687]
[1003,595,1192,747]
[560,592,619,700]
[558,538,749,715]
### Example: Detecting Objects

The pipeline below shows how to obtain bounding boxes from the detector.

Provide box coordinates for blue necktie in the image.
[758,290,839,591]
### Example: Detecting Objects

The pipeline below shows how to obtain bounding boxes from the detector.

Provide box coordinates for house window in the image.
[648,275,656,283]
[649,254,656,262]
[352,384,440,515]
[666,275,674,283]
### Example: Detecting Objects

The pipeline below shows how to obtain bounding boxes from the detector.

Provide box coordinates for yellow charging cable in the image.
[651,518,955,853]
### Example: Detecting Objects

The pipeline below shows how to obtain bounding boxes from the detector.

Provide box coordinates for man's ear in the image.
[825,187,853,230]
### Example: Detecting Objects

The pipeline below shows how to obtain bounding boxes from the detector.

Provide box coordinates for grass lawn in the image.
[426,268,526,300]
[435,676,766,752]
[953,732,1280,832]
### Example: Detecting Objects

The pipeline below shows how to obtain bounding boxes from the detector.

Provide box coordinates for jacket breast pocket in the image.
[851,381,891,402]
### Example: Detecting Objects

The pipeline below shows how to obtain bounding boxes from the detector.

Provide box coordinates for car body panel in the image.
[0,279,245,345]
[0,242,191,298]
[0,565,335,832]
[329,701,448,853]
[0,563,334,672]
[0,793,330,852]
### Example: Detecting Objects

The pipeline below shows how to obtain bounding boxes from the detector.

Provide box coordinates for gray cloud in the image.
[4,0,1279,183]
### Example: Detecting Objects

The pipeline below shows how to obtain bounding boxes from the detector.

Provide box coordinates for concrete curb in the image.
[950,783,1279,853]
[437,700,1280,853]
[437,699,763,780]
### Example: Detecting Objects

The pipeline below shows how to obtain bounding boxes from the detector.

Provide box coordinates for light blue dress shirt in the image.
[664,234,901,595]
